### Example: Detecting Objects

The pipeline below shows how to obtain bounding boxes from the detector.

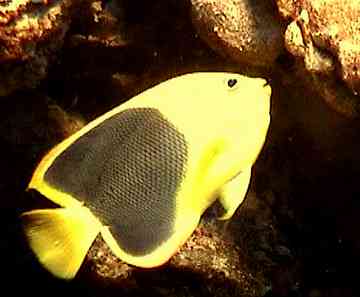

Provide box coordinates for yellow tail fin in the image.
[21,206,102,279]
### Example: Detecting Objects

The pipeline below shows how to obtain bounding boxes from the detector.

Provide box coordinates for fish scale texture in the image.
[44,108,188,255]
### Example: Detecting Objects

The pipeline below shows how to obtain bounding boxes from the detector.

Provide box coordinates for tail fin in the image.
[21,206,102,279]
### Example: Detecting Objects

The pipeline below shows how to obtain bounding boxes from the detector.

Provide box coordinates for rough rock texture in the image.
[81,219,269,297]
[191,0,284,68]
[277,0,360,117]
[0,0,94,96]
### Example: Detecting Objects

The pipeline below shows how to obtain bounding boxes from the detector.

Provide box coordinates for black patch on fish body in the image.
[44,108,188,256]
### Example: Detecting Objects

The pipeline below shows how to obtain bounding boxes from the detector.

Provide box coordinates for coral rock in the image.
[0,0,93,96]
[190,0,284,68]
[277,0,360,116]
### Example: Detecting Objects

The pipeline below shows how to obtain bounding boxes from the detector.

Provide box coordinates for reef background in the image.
[1,1,360,297]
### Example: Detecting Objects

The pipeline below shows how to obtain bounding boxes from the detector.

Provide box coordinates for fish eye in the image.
[227,79,237,88]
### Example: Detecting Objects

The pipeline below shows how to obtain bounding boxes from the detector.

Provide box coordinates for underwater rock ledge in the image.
[190,0,284,68]
[276,0,360,117]
[0,0,96,97]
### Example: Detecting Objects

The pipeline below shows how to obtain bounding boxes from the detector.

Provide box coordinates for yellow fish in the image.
[21,72,271,279]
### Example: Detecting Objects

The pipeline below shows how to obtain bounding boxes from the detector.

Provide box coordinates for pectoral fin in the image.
[217,168,251,220]
[21,206,102,279]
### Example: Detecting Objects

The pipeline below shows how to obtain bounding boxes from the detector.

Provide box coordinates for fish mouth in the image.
[263,82,272,104]
[261,82,272,119]
[261,77,272,98]
[263,77,271,87]
[263,83,271,96]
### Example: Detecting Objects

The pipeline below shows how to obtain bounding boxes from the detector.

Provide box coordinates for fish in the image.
[21,72,271,279]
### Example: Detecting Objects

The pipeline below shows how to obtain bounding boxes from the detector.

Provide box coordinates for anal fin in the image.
[101,211,201,268]
[21,206,102,279]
